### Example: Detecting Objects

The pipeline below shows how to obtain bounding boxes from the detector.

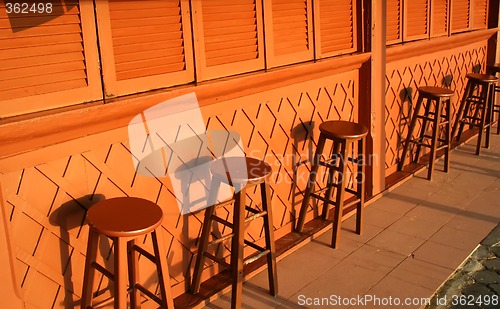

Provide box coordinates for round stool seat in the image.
[319,120,368,140]
[210,157,271,185]
[86,197,163,238]
[466,73,498,83]
[418,86,454,98]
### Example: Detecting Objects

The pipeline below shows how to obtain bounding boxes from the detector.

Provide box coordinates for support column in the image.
[370,0,387,194]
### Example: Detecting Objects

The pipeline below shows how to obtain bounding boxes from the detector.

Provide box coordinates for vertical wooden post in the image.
[370,0,387,194]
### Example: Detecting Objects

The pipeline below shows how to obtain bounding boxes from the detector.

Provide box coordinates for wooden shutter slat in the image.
[113,34,183,47]
[1,80,87,101]
[0,14,80,30]
[316,0,356,56]
[108,0,179,11]
[109,16,181,29]
[451,0,470,32]
[194,0,263,76]
[0,43,82,60]
[387,0,402,43]
[0,33,82,50]
[0,24,82,39]
[0,70,86,91]
[1,61,85,81]
[472,0,487,29]
[206,52,259,67]
[97,0,194,90]
[264,0,312,68]
[2,52,84,70]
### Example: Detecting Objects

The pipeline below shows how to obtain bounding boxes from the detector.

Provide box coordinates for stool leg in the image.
[321,141,341,219]
[476,84,490,155]
[414,97,433,162]
[81,228,99,309]
[398,95,425,171]
[231,186,246,309]
[296,134,327,232]
[452,80,473,140]
[114,238,128,309]
[485,83,494,149]
[331,140,347,249]
[444,98,451,173]
[127,239,141,309]
[427,100,442,180]
[356,137,365,235]
[455,82,475,141]
[191,178,221,293]
[260,180,278,296]
[152,229,175,308]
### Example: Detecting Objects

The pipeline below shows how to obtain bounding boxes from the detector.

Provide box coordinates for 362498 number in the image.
[5,2,53,14]
[451,295,499,307]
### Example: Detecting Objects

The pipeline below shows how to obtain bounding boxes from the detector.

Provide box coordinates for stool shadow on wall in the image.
[398,86,413,167]
[49,194,105,308]
[290,120,317,228]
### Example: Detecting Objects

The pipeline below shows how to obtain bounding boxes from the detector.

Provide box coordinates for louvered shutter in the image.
[451,0,471,33]
[471,0,488,29]
[0,0,101,118]
[403,0,430,41]
[387,0,402,44]
[431,0,449,37]
[95,0,194,97]
[264,0,313,68]
[192,0,265,81]
[314,0,357,58]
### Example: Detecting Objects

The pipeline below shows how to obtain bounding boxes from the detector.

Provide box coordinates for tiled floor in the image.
[203,132,500,308]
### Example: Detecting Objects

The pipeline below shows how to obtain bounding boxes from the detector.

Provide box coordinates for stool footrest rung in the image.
[436,144,450,151]
[212,215,233,229]
[92,262,114,280]
[245,210,268,223]
[459,120,480,126]
[345,188,358,196]
[244,249,270,265]
[244,240,266,252]
[132,245,155,262]
[203,252,231,269]
[343,198,362,209]
[136,283,163,305]
[208,233,234,246]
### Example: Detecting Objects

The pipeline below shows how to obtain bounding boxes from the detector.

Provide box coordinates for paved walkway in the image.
[425,224,500,309]
[201,132,500,309]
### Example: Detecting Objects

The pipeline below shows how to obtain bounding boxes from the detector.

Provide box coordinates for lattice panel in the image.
[1,70,359,307]
[385,43,487,174]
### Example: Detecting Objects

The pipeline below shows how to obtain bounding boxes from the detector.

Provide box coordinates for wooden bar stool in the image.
[451,73,498,155]
[191,157,277,309]
[296,120,368,249]
[81,197,174,309]
[487,63,500,134]
[398,86,454,180]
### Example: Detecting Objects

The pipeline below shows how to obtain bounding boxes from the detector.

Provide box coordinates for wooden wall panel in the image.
[385,42,487,175]
[0,70,359,307]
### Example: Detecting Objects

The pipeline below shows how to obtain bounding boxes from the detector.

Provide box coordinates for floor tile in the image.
[430,226,486,251]
[367,229,426,256]
[362,276,434,309]
[387,215,442,240]
[412,241,471,270]
[387,257,453,290]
